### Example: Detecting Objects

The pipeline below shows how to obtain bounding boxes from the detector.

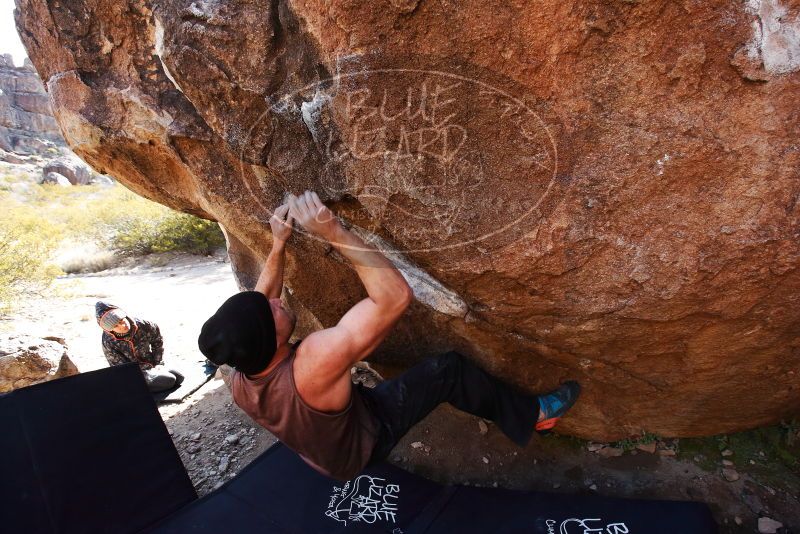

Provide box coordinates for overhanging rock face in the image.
[16,0,800,441]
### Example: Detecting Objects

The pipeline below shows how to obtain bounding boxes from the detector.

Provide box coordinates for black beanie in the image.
[198,291,277,376]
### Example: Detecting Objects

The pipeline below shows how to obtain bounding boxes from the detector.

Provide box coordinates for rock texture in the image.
[41,153,103,185]
[0,335,79,392]
[15,0,800,440]
[41,170,71,186]
[0,54,64,155]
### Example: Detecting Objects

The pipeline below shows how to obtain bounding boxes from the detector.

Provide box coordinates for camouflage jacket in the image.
[101,317,164,370]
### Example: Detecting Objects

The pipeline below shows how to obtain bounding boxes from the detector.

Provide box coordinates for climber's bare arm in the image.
[288,191,413,412]
[254,204,293,299]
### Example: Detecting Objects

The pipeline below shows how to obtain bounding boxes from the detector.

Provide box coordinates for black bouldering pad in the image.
[149,442,718,534]
[1,365,717,534]
[146,443,443,533]
[0,364,197,534]
[411,483,718,534]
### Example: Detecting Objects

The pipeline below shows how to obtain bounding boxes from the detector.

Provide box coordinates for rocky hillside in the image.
[14,0,800,440]
[0,53,63,157]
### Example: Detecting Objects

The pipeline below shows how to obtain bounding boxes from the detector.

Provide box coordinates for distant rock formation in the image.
[0,54,64,156]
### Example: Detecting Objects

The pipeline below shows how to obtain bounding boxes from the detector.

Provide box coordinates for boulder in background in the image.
[41,154,95,185]
[0,335,79,393]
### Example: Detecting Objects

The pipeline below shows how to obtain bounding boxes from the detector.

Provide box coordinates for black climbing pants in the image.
[359,351,540,465]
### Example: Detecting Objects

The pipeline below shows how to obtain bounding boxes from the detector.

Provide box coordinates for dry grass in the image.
[0,178,224,310]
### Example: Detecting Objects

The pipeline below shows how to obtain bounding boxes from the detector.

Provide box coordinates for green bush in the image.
[107,211,225,256]
[14,183,225,257]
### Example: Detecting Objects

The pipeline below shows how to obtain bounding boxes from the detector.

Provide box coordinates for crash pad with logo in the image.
[0,363,717,534]
[147,441,718,534]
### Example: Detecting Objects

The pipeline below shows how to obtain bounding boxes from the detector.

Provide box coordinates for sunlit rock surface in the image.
[0,54,63,154]
[16,0,800,440]
[0,335,78,392]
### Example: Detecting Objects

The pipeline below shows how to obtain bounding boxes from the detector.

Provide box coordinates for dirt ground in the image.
[3,253,798,533]
[0,250,238,373]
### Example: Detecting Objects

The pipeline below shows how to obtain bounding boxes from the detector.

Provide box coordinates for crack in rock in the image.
[348,225,469,318]
[154,16,184,94]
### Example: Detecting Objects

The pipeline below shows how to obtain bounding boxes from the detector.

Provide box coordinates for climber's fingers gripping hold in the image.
[269,203,293,243]
[288,190,340,241]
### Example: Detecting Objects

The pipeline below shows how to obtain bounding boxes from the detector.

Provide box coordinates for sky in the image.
[0,0,28,66]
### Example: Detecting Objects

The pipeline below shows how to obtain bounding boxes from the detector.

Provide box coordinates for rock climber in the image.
[198,191,581,481]
[95,301,184,393]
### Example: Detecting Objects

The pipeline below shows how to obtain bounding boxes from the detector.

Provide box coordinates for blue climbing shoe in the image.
[535,381,581,435]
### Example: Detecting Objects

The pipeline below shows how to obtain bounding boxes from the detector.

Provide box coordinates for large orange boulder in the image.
[15,0,800,440]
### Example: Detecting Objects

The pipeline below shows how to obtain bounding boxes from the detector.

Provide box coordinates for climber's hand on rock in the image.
[270,203,293,244]
[288,190,341,242]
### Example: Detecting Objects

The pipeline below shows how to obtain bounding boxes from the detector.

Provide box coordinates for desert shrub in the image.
[147,212,225,256]
[56,243,117,274]
[21,184,225,257]
[0,201,63,311]
[0,180,224,310]
[105,211,225,256]
[25,183,149,241]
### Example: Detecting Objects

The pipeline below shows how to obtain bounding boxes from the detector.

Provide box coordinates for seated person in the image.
[95,301,184,393]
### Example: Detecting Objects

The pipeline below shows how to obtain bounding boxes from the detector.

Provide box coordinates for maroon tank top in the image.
[229,341,380,481]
